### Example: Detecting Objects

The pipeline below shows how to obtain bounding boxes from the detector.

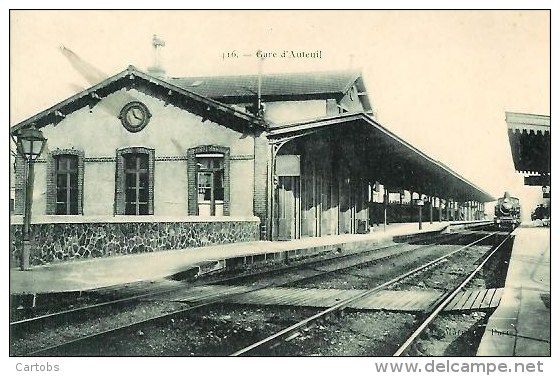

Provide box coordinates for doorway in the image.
[277,176,300,240]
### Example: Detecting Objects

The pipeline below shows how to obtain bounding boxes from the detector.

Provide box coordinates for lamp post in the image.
[416,198,424,230]
[14,126,47,270]
[383,186,388,232]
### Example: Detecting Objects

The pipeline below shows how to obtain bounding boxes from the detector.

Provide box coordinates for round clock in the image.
[119,101,151,132]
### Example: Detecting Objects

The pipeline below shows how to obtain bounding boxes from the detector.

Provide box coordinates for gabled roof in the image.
[10,66,264,135]
[268,112,495,202]
[168,70,362,102]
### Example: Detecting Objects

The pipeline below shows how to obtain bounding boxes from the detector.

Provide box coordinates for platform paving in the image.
[10,221,455,295]
[476,226,550,356]
[445,288,503,312]
[169,285,500,312]
[173,286,442,312]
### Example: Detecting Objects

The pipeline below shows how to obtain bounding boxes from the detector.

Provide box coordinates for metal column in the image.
[429,195,433,224]
[383,187,388,231]
[21,159,35,270]
[399,190,403,223]
[418,199,423,230]
[410,190,415,223]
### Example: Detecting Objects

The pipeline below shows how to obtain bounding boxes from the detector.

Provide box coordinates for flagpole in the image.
[152,34,165,71]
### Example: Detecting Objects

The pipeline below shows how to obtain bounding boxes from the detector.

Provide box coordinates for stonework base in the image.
[10,220,259,266]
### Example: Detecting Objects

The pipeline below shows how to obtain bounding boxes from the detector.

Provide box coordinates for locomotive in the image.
[494,192,521,230]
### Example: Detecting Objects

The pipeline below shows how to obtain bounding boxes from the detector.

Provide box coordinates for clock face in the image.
[119,102,151,132]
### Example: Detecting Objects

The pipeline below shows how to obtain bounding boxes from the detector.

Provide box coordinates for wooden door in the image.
[300,159,315,237]
[339,176,353,234]
[278,176,300,240]
[330,174,339,235]
[320,167,333,236]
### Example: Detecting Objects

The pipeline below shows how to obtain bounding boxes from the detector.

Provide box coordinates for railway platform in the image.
[477,225,550,356]
[10,221,483,295]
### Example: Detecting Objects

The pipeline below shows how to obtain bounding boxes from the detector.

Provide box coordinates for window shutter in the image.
[186,148,197,215]
[148,149,155,215]
[115,149,125,215]
[14,156,27,215]
[223,148,231,216]
[77,152,84,215]
[45,154,56,215]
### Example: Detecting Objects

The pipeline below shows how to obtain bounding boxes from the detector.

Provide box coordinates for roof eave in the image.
[10,68,129,134]
[267,112,495,202]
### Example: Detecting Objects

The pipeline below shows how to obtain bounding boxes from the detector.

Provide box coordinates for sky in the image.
[9,10,550,219]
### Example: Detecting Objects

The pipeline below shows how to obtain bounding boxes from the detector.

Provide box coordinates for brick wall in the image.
[252,134,269,238]
[13,156,26,215]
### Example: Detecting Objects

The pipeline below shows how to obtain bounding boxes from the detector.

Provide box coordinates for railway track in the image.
[392,233,513,356]
[11,232,447,323]
[12,229,498,356]
[229,231,499,356]
[10,229,471,328]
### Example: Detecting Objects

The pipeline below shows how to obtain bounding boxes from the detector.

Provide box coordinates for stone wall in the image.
[10,220,259,266]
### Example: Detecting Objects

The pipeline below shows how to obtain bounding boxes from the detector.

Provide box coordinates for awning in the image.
[268,112,495,202]
[505,112,550,175]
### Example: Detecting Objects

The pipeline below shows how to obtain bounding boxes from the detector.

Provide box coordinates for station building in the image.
[10,66,494,266]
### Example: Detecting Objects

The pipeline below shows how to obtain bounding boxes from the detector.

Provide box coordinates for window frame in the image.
[196,154,225,216]
[123,153,150,215]
[46,149,85,215]
[187,145,230,216]
[55,154,79,215]
[115,147,155,215]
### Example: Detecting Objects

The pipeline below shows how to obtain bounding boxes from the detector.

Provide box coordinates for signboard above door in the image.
[276,155,301,176]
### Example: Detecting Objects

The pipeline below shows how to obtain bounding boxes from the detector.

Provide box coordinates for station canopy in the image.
[506,112,550,186]
[268,113,495,203]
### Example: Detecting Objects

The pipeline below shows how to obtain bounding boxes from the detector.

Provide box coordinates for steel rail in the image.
[11,238,431,328]
[11,229,469,329]
[11,242,404,327]
[10,286,185,327]
[392,232,512,356]
[229,231,497,356]
[20,231,481,356]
